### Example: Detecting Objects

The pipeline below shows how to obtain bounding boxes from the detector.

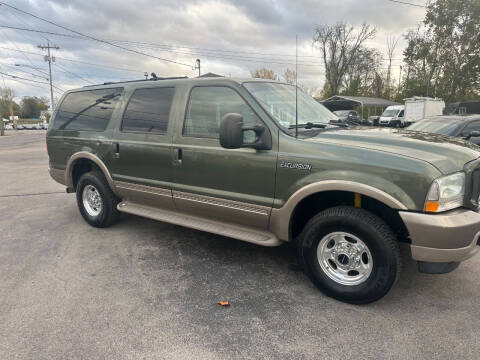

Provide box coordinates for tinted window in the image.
[54,88,122,131]
[461,121,480,136]
[398,110,404,117]
[184,86,260,138]
[121,87,174,133]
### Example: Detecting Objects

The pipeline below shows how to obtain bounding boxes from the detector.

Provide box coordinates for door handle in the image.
[113,142,120,159]
[173,148,182,166]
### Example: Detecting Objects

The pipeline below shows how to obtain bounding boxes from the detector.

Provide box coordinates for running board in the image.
[117,201,282,247]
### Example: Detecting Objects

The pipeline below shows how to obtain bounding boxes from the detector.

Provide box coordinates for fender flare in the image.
[269,180,409,241]
[65,152,117,193]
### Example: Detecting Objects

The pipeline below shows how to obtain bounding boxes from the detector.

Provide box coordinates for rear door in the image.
[170,84,278,229]
[110,86,177,210]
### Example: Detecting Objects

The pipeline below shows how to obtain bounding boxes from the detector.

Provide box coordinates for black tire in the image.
[76,171,120,228]
[297,206,401,304]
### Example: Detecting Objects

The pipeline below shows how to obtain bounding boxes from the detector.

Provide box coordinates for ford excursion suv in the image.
[46,77,480,304]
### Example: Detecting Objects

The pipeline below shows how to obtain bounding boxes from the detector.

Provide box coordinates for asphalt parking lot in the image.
[1,131,479,359]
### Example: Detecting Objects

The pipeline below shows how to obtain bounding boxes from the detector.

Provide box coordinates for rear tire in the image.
[76,171,120,228]
[297,206,401,304]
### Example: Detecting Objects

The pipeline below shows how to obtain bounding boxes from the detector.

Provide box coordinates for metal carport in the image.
[317,95,400,119]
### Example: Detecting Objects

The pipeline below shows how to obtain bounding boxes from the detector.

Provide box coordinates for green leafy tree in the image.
[402,0,480,101]
[20,96,49,119]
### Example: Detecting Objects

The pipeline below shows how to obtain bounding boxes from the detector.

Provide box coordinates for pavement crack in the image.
[0,191,65,198]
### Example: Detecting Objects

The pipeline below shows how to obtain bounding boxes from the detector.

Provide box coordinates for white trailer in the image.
[404,97,445,125]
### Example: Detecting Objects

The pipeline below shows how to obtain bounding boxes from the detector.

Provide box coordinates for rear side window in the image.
[53,88,123,131]
[184,86,259,138]
[121,87,174,133]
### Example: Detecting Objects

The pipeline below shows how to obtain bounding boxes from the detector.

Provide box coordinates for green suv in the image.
[46,77,480,304]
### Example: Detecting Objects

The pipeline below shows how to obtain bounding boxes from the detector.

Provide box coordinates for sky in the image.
[0,0,427,104]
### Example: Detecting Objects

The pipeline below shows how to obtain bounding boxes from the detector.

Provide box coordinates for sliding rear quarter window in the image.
[53,87,123,131]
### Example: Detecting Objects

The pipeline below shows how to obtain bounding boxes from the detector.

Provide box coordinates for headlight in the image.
[425,172,465,212]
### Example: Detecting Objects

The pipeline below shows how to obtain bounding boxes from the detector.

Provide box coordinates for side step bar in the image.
[117,201,282,247]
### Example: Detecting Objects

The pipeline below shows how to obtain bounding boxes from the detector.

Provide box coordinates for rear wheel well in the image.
[290,191,409,243]
[71,159,102,190]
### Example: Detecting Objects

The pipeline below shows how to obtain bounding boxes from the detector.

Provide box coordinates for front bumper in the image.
[399,209,480,263]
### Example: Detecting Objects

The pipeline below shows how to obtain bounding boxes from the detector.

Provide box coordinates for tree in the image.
[385,35,399,99]
[283,68,296,85]
[402,0,480,101]
[313,22,376,97]
[342,47,383,97]
[251,68,278,80]
[20,96,49,119]
[0,87,19,119]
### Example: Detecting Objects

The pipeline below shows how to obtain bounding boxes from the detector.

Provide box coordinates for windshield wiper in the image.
[289,122,327,129]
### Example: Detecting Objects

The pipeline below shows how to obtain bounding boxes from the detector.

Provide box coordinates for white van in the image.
[379,105,405,127]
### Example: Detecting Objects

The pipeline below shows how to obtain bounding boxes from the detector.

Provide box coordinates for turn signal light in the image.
[425,201,439,212]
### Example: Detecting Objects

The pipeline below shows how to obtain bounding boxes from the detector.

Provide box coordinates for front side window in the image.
[461,121,480,136]
[184,86,260,138]
[121,87,175,133]
[53,88,123,131]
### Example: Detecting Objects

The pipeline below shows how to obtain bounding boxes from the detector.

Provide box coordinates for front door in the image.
[171,85,277,229]
[111,86,177,210]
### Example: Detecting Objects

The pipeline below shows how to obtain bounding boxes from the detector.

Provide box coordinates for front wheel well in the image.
[290,191,409,243]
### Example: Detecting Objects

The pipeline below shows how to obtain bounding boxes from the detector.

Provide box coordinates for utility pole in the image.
[38,42,59,114]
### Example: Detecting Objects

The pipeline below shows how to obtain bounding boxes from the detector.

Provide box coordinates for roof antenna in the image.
[295,34,298,139]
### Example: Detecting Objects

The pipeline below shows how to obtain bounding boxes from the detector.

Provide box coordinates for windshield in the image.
[381,109,400,117]
[243,82,338,129]
[407,119,462,136]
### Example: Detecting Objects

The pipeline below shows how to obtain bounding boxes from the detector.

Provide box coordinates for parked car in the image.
[379,105,405,127]
[333,110,361,125]
[4,123,13,130]
[47,77,480,304]
[368,115,380,126]
[16,124,24,130]
[407,115,480,145]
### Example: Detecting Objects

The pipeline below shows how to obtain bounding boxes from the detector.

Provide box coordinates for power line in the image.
[386,0,426,8]
[0,70,63,91]
[0,46,145,73]
[0,2,194,68]
[0,24,405,65]
[54,62,94,84]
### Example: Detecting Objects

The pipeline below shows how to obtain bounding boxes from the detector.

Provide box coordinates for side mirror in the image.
[219,113,272,150]
[466,130,480,140]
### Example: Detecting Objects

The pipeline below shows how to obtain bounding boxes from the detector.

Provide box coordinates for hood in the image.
[304,127,480,174]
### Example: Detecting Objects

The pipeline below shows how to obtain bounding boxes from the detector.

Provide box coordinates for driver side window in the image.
[183,86,260,140]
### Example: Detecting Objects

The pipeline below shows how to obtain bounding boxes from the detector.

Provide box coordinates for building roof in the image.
[318,95,400,110]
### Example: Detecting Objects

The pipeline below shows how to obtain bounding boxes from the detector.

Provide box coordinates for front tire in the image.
[298,206,401,304]
[76,171,120,228]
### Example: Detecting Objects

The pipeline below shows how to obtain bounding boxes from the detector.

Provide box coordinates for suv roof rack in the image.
[82,76,189,88]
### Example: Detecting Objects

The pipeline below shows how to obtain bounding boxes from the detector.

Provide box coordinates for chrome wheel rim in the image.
[82,184,103,217]
[317,232,373,286]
